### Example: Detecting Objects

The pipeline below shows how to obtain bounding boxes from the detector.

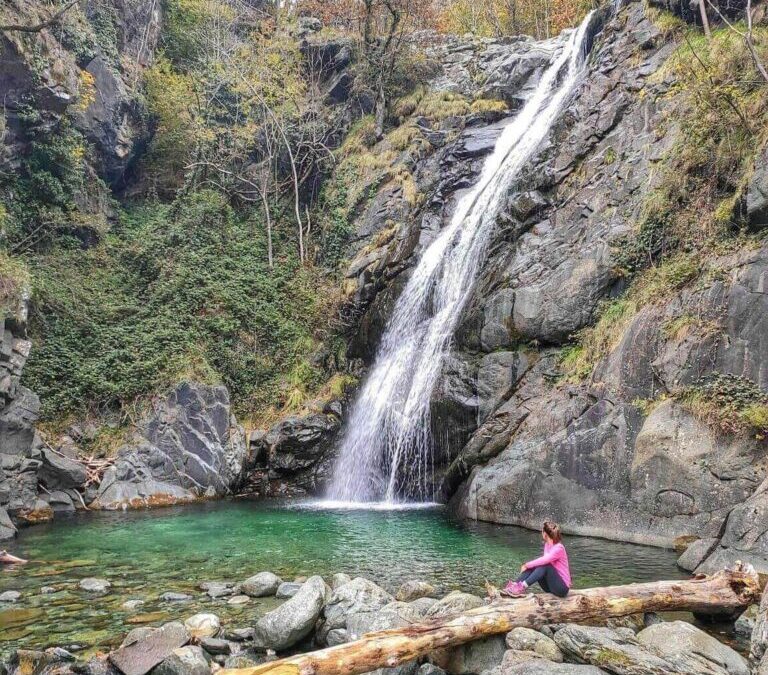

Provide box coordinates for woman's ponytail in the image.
[543,520,562,543]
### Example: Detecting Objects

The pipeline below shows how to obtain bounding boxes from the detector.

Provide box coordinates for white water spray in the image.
[328,14,596,504]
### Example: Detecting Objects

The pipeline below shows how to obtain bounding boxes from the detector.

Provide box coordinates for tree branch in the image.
[0,0,82,33]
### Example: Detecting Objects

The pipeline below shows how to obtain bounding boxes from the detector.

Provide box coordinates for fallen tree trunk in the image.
[220,569,759,675]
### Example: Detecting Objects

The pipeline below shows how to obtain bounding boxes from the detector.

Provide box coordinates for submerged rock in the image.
[79,578,111,594]
[227,595,251,606]
[253,575,327,651]
[200,582,234,600]
[159,593,191,603]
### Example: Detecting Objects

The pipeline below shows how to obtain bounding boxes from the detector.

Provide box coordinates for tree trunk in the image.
[699,0,712,38]
[220,569,759,675]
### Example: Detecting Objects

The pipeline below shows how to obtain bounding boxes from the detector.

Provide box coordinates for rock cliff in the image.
[330,0,768,572]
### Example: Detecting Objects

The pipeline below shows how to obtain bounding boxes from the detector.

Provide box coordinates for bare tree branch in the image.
[0,0,81,33]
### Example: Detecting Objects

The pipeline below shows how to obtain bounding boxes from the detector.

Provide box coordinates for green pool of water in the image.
[0,499,687,659]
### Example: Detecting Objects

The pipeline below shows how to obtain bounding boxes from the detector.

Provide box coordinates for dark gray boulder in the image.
[38,448,87,490]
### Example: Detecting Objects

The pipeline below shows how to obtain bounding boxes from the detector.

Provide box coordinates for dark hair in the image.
[543,520,562,544]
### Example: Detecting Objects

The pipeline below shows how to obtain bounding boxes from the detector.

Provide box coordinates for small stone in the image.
[227,595,250,606]
[224,627,255,642]
[417,665,446,675]
[643,612,663,627]
[160,592,192,602]
[40,587,56,595]
[294,576,308,583]
[200,582,234,599]
[44,648,76,662]
[200,637,231,655]
[0,590,21,603]
[331,573,352,590]
[122,600,146,610]
[396,580,436,602]
[735,604,759,637]
[185,613,221,639]
[223,652,265,669]
[241,572,282,598]
[79,578,111,594]
[275,582,303,599]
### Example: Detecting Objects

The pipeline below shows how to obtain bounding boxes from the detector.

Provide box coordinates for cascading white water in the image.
[328,13,596,504]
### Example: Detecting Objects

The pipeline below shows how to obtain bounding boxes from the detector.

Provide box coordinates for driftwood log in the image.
[220,569,760,675]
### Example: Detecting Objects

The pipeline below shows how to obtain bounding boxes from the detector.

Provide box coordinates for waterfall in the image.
[328,13,597,505]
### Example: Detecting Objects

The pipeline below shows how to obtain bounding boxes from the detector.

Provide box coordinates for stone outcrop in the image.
[0,0,161,186]
[246,405,343,496]
[0,286,62,539]
[93,383,247,509]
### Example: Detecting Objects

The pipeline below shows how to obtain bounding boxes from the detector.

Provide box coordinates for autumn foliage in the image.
[296,0,595,39]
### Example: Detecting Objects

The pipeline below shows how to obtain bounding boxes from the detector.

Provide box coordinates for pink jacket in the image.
[526,542,571,588]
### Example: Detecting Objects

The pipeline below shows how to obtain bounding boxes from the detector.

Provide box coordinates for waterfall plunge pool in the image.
[0,499,686,658]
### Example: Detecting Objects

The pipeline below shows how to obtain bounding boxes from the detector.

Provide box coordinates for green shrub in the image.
[23,190,338,422]
[681,373,768,438]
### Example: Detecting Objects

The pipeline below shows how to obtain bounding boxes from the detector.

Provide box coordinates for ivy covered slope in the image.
[443,3,768,572]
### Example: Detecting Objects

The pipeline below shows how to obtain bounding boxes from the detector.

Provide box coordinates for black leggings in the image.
[516,564,569,597]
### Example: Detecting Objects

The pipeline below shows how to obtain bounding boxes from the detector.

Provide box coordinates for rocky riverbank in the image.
[0,567,764,675]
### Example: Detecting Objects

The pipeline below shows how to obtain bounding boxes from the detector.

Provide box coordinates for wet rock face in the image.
[246,405,343,496]
[436,0,768,570]
[93,383,247,509]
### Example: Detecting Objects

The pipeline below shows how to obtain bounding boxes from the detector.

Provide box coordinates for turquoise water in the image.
[0,499,686,658]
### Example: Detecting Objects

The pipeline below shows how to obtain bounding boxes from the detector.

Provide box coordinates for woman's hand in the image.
[520,563,528,572]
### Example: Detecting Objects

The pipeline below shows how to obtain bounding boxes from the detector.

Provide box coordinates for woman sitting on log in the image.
[504,520,570,598]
